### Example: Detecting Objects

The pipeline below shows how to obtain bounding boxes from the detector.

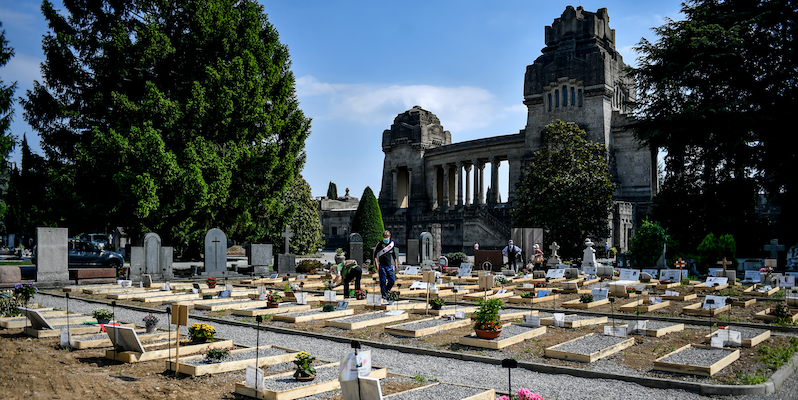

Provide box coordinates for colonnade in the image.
[431,156,517,209]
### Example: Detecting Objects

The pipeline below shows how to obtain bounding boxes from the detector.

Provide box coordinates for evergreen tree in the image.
[630,0,797,253]
[326,182,338,200]
[512,120,616,259]
[350,186,384,263]
[275,175,323,255]
[628,220,671,269]
[23,0,310,244]
[0,21,17,220]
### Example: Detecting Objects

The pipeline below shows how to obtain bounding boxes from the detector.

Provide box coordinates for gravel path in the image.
[31,293,798,400]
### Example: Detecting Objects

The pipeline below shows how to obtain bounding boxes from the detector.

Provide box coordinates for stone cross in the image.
[717,257,732,270]
[281,226,294,254]
[765,239,785,259]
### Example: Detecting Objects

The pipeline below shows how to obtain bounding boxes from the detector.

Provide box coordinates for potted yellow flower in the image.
[293,351,316,381]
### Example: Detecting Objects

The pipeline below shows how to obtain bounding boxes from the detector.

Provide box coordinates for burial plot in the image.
[169,345,299,376]
[104,325,233,363]
[743,284,780,296]
[497,308,536,321]
[703,327,770,348]
[755,307,798,323]
[195,299,274,312]
[463,290,515,301]
[618,297,671,313]
[232,303,311,317]
[681,296,731,316]
[365,300,424,311]
[325,310,409,330]
[608,281,646,298]
[540,315,608,328]
[660,290,697,302]
[695,277,729,292]
[383,382,495,400]
[642,321,685,337]
[384,317,472,338]
[133,292,203,304]
[409,305,476,316]
[271,308,354,323]
[458,324,546,350]
[653,344,739,376]
[0,309,66,329]
[558,280,591,294]
[544,333,635,362]
[507,290,559,305]
[561,295,610,309]
[234,363,387,400]
[19,308,127,338]
[71,329,170,350]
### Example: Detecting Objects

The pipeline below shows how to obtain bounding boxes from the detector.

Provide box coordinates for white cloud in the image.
[3,53,43,89]
[296,75,525,133]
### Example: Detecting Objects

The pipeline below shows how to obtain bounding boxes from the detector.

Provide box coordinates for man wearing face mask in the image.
[373,230,398,302]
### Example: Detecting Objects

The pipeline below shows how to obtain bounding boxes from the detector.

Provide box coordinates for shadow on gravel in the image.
[76,355,124,367]
[111,374,139,382]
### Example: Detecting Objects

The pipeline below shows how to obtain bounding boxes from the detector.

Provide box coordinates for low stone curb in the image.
[41,292,796,396]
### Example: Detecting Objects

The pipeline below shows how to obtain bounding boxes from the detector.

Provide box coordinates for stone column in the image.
[490,156,500,204]
[442,165,450,208]
[475,160,485,205]
[507,157,521,204]
[407,167,412,206]
[431,165,439,210]
[391,169,398,208]
[464,164,472,205]
[455,162,463,206]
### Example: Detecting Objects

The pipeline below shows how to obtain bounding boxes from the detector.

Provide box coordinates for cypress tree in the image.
[350,186,384,263]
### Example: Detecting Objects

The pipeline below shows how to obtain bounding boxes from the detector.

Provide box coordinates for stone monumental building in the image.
[377,6,657,255]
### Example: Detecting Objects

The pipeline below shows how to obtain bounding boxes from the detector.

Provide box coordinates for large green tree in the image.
[0,21,17,221]
[23,0,310,245]
[512,120,616,259]
[276,175,323,255]
[350,186,384,263]
[630,0,797,253]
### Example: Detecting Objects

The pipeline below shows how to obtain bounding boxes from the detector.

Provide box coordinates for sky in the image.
[0,0,684,200]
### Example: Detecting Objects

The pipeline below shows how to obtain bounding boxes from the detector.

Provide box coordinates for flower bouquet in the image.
[206,277,217,288]
[143,313,159,333]
[13,283,37,302]
[188,322,216,343]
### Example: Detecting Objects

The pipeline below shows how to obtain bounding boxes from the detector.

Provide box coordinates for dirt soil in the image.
[0,329,422,400]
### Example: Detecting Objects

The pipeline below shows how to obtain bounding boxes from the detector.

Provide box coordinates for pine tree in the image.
[326,182,338,200]
[0,21,17,220]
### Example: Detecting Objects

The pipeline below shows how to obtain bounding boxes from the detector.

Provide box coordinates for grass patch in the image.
[758,337,798,370]
[737,371,767,385]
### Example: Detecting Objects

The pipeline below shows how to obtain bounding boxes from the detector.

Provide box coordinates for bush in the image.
[92,308,114,321]
[629,219,670,269]
[697,233,738,272]
[446,252,468,267]
[296,259,324,274]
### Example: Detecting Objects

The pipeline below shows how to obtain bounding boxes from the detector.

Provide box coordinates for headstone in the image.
[142,274,153,288]
[547,242,562,266]
[765,239,785,259]
[0,265,21,285]
[419,232,434,268]
[431,224,442,261]
[655,243,668,269]
[204,228,228,277]
[36,227,70,283]
[581,238,597,268]
[248,243,273,275]
[787,244,798,271]
[276,226,296,274]
[348,233,364,265]
[406,239,419,266]
[660,269,682,282]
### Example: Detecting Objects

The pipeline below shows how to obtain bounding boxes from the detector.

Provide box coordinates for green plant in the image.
[758,338,798,370]
[92,308,114,321]
[519,291,535,298]
[204,347,230,362]
[293,351,316,378]
[266,290,282,303]
[0,295,21,317]
[446,252,469,267]
[628,219,670,269]
[579,293,594,303]
[142,313,159,327]
[473,298,504,332]
[296,259,324,274]
[13,283,37,302]
[494,275,509,285]
[386,290,400,302]
[188,323,216,341]
[737,371,767,385]
[429,296,446,308]
[350,187,385,263]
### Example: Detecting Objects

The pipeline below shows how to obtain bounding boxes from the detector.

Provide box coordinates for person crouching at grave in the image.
[373,230,398,302]
[331,259,362,298]
[502,240,522,272]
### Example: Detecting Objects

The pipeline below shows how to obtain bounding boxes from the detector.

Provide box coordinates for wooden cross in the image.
[674,258,686,278]
[281,226,294,254]
[717,257,732,271]
[764,239,785,259]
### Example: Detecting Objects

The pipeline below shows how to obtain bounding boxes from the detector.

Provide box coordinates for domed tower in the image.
[378,106,451,215]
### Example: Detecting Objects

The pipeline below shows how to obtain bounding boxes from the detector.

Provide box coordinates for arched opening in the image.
[397,167,410,208]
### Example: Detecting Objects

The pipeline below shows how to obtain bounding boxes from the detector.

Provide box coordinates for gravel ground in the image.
[334,311,396,323]
[381,382,488,399]
[549,333,630,355]
[390,317,460,331]
[659,346,735,367]
[31,293,798,400]
[724,326,769,340]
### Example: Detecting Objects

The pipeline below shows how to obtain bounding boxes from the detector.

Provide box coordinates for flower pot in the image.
[97,319,110,325]
[431,305,443,310]
[146,326,157,334]
[267,302,279,308]
[474,328,502,339]
[192,337,208,344]
[295,374,316,382]
[208,285,216,289]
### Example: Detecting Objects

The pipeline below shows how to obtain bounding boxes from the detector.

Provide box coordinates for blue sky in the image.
[1,0,683,200]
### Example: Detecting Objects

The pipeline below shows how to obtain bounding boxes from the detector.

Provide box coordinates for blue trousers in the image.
[379,265,395,298]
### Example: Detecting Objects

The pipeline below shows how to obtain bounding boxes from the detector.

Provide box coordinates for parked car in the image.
[32,238,124,269]
[79,233,110,249]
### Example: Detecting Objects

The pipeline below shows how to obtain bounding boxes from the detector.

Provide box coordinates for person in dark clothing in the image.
[373,230,398,301]
[331,259,362,298]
